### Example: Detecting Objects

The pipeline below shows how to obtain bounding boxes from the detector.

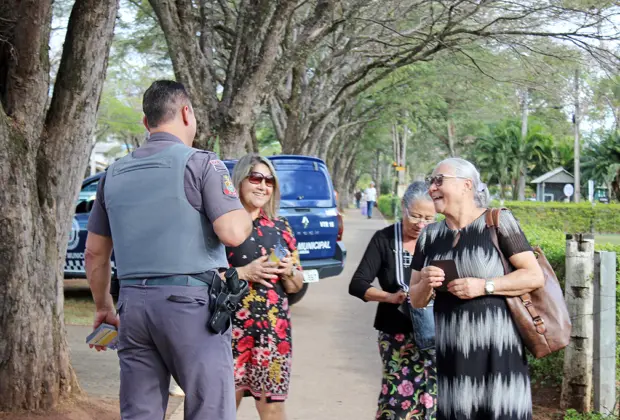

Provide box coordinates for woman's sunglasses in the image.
[247,172,275,187]
[425,174,468,187]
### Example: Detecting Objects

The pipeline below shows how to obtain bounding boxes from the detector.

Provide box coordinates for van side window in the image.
[75,180,99,214]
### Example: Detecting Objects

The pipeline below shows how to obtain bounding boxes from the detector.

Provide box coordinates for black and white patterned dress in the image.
[411,209,533,420]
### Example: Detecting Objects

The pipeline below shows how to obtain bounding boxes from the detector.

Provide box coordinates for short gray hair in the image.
[402,181,432,210]
[434,157,489,208]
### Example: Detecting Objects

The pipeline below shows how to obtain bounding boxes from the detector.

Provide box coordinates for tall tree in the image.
[127,0,620,159]
[270,1,619,160]
[0,0,118,411]
[144,0,345,157]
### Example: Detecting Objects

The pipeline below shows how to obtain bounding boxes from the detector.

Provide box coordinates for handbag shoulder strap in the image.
[394,222,408,291]
[486,208,539,321]
[485,208,510,275]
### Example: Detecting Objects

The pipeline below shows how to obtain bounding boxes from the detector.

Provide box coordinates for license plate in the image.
[303,270,319,283]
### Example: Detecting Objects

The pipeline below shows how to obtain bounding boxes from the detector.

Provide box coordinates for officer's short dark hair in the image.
[142,80,192,128]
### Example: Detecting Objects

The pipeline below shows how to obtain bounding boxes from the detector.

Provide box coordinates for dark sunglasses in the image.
[247,172,275,187]
[425,174,468,187]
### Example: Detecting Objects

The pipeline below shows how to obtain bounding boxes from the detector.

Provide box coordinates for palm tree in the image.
[582,131,620,201]
[474,128,512,199]
[473,119,554,200]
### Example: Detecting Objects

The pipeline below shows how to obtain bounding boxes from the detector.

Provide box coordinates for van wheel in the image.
[287,283,308,306]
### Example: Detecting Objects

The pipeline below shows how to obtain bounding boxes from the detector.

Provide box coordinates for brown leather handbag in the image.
[486,208,572,359]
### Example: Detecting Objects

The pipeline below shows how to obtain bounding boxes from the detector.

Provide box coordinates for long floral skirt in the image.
[376,331,437,420]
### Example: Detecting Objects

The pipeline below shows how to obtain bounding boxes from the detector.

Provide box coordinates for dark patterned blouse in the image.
[225,209,302,402]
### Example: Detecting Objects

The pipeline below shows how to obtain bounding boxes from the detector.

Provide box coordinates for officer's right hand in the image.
[238,255,280,288]
[91,307,119,352]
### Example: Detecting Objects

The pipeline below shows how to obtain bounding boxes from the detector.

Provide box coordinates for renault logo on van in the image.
[301,216,309,229]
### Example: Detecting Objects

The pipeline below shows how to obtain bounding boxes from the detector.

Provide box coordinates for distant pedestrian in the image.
[85,80,252,420]
[355,190,362,208]
[410,158,544,420]
[365,182,377,219]
[349,181,438,420]
[227,154,304,420]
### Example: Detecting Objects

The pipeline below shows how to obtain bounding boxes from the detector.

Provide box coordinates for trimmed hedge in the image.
[380,197,620,233]
[493,201,620,234]
[377,194,400,219]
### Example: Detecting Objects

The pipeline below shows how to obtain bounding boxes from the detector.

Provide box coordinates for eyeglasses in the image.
[247,172,275,187]
[403,207,435,225]
[425,174,469,187]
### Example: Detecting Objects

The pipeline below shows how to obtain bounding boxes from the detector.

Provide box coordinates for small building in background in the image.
[531,167,575,202]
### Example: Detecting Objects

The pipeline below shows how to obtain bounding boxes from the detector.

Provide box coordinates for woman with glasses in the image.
[227,154,304,420]
[410,158,543,420]
[349,181,438,420]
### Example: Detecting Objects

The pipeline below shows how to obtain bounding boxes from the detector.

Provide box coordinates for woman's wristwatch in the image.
[485,278,495,295]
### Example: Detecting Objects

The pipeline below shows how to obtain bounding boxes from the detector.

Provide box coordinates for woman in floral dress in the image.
[227,154,304,420]
[349,181,438,420]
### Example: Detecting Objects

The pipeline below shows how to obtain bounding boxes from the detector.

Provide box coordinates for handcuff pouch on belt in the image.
[207,267,249,334]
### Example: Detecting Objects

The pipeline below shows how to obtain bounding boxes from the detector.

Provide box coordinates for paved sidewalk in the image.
[170,207,386,419]
[69,206,386,420]
[67,324,183,418]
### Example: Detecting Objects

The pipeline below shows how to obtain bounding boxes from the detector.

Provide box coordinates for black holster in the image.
[110,272,120,298]
[207,269,249,334]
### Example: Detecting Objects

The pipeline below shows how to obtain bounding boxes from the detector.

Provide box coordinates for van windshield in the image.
[277,170,332,201]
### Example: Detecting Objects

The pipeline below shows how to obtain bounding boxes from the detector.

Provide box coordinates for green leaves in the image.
[582,131,620,200]
[472,118,557,198]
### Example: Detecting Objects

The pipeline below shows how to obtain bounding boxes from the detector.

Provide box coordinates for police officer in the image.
[85,80,252,420]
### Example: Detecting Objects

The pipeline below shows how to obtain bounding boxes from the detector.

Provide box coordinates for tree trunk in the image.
[400,126,408,185]
[447,119,457,157]
[573,69,581,202]
[376,150,383,192]
[0,0,118,411]
[219,121,253,158]
[611,168,620,202]
[281,65,305,152]
[511,168,520,201]
[249,124,260,153]
[148,0,335,157]
[518,89,528,201]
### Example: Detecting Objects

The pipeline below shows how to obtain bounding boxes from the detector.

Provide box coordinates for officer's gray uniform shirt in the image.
[86,132,242,420]
[88,132,243,240]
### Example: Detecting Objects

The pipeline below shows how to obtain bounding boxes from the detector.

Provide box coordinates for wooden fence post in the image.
[561,233,595,412]
[593,251,618,416]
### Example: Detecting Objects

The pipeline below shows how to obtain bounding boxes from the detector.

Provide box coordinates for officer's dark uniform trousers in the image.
[117,279,234,419]
[102,142,236,420]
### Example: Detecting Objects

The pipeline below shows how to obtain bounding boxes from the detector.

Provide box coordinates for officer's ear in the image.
[181,105,192,126]
[143,116,150,132]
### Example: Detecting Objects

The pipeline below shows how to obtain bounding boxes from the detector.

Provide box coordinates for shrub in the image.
[378,194,400,219]
[492,201,620,234]
[564,409,618,419]
[520,224,620,393]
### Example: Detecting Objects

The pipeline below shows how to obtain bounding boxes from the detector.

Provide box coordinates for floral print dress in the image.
[376,248,437,420]
[226,210,302,403]
[377,332,437,420]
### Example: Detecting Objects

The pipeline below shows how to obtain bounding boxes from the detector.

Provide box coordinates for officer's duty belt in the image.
[119,273,216,287]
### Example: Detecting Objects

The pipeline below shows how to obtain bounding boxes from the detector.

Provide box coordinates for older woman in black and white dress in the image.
[410,158,544,420]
